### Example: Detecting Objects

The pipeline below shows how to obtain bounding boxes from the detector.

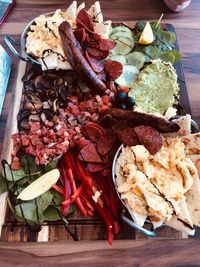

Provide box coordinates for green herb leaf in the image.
[51,188,63,206]
[44,155,61,173]
[0,173,8,193]
[135,21,146,32]
[20,154,38,174]
[2,165,26,182]
[43,205,61,221]
[15,202,45,224]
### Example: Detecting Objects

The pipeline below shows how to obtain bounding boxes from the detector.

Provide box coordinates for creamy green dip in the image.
[128,59,180,115]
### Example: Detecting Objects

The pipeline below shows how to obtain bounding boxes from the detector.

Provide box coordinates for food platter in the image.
[1,1,200,243]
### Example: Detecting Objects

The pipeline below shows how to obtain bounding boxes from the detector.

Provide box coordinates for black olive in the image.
[126,96,135,110]
[118,103,127,110]
[116,91,127,102]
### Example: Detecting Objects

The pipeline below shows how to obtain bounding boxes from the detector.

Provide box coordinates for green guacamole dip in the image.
[128,59,180,115]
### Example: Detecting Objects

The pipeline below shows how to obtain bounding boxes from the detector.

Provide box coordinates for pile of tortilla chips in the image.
[115,115,200,235]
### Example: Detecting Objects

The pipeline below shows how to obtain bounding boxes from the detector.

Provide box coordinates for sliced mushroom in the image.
[54,77,64,87]
[29,114,40,122]
[34,75,53,89]
[19,119,29,130]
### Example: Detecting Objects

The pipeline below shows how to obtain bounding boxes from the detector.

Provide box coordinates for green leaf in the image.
[0,173,8,194]
[15,202,45,224]
[51,188,63,206]
[36,191,53,212]
[2,165,26,182]
[44,155,61,173]
[143,46,160,61]
[135,21,146,32]
[159,51,175,63]
[43,206,61,221]
[20,154,38,174]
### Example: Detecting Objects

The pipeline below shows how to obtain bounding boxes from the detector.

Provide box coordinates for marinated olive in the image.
[126,96,135,110]
[116,91,127,102]
[118,103,127,110]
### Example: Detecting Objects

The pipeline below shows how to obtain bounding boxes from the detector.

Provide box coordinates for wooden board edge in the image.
[0,61,26,236]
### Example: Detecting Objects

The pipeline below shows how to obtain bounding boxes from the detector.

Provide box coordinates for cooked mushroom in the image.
[29,114,40,122]
[34,75,53,89]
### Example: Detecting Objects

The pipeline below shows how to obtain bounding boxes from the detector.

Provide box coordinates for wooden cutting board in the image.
[0,22,195,242]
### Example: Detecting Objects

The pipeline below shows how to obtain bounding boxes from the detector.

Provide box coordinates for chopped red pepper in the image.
[52,184,64,195]
[62,185,83,206]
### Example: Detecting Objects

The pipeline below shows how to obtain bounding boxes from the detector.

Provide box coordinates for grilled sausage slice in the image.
[106,108,180,133]
[59,21,107,93]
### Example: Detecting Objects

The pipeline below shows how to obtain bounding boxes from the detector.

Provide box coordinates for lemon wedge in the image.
[139,22,154,45]
[17,169,60,201]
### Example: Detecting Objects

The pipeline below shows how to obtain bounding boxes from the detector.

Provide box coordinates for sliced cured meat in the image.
[81,122,105,143]
[79,143,103,163]
[85,51,104,73]
[106,108,180,133]
[77,9,94,31]
[97,131,117,156]
[87,162,111,173]
[86,47,109,60]
[121,127,140,146]
[134,125,163,154]
[99,39,116,51]
[59,21,107,93]
[75,137,93,149]
[104,60,123,80]
[74,28,86,44]
[112,120,130,135]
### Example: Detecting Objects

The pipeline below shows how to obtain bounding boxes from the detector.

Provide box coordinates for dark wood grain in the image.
[0,239,200,266]
[0,0,200,262]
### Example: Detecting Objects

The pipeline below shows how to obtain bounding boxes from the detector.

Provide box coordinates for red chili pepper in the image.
[52,184,64,195]
[80,194,94,211]
[76,160,94,188]
[65,164,87,217]
[62,185,83,206]
[60,165,72,217]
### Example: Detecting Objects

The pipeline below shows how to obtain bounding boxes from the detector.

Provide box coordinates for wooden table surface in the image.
[0,0,200,265]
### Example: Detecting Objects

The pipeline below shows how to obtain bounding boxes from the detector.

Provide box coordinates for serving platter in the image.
[0,21,198,243]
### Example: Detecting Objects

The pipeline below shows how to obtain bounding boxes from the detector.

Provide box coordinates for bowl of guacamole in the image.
[128,59,180,115]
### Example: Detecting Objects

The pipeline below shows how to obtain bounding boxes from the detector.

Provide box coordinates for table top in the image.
[0,0,200,264]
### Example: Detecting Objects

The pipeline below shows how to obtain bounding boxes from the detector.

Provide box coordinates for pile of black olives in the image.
[115,91,135,110]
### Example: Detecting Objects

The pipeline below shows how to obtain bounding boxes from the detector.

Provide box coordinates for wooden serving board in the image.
[0,23,195,242]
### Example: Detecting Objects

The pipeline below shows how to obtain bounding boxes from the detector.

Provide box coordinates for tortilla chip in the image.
[185,174,200,227]
[166,200,195,235]
[125,203,147,227]
[164,114,191,138]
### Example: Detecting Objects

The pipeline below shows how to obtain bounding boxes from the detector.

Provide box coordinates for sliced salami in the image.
[79,143,103,163]
[85,51,104,73]
[104,60,123,80]
[87,162,111,173]
[74,28,86,44]
[77,9,94,31]
[99,39,116,51]
[86,47,109,60]
[134,125,163,155]
[81,122,105,143]
[121,127,140,146]
[97,131,117,156]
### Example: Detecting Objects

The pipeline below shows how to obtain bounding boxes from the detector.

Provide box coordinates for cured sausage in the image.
[79,143,103,163]
[76,8,94,31]
[121,127,140,146]
[134,125,163,154]
[85,51,104,73]
[59,21,107,93]
[106,108,180,133]
[97,131,117,156]
[81,122,106,143]
[104,60,123,80]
